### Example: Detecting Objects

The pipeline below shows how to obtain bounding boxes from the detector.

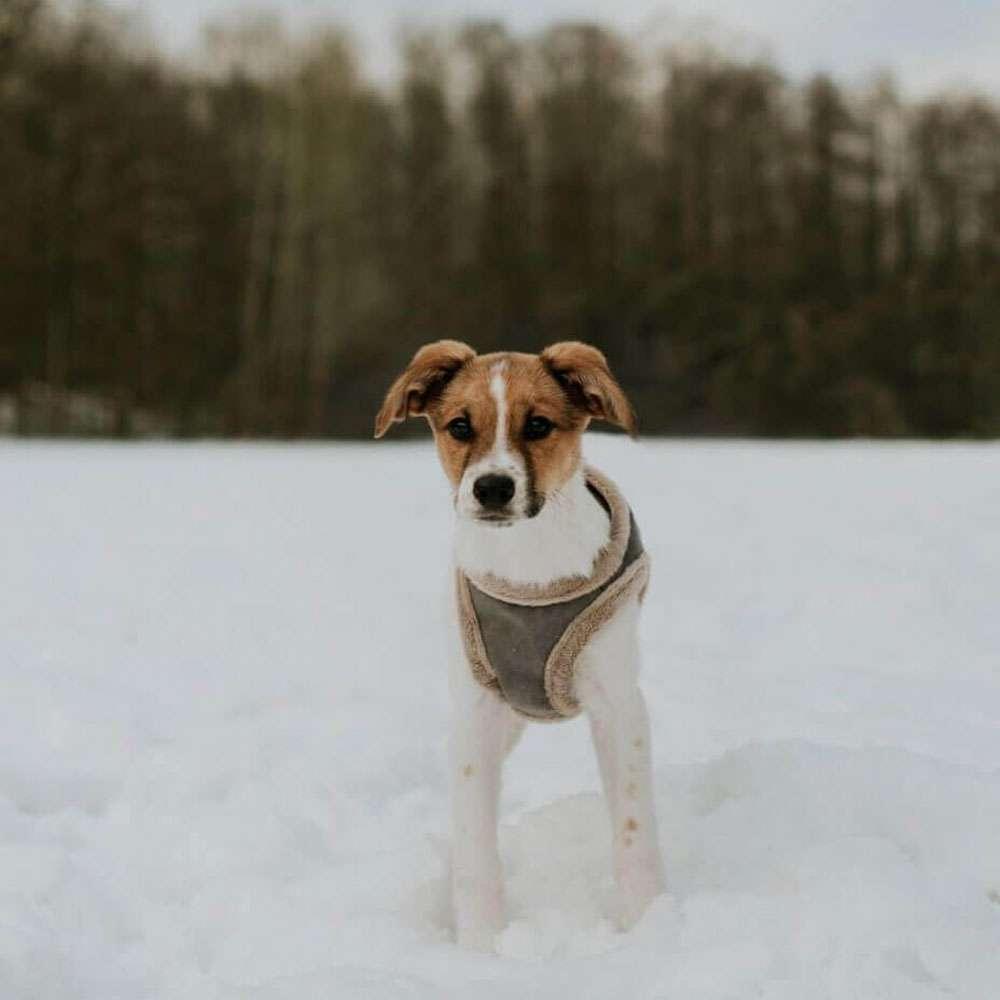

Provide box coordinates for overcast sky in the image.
[103,0,1000,97]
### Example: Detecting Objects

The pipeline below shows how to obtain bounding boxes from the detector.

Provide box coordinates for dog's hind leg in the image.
[577,598,666,930]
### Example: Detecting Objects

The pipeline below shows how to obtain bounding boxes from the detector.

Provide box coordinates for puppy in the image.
[375,341,664,950]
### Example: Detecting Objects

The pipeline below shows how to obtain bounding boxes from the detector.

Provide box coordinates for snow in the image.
[1,438,998,999]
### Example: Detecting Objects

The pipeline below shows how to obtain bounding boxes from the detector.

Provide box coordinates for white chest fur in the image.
[453,467,609,586]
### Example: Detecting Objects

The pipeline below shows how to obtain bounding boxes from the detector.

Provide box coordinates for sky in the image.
[102,0,1000,97]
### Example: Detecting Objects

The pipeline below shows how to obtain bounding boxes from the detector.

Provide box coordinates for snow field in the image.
[0,440,998,998]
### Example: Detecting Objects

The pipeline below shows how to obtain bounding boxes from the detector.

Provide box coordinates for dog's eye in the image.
[446,417,473,442]
[524,415,554,441]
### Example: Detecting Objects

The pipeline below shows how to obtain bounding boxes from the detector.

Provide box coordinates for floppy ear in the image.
[541,341,637,437]
[374,340,476,438]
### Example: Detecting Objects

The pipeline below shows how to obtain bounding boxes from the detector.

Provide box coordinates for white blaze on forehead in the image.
[454,358,526,520]
[488,362,509,460]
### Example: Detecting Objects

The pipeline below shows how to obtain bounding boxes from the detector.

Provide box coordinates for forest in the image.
[1,0,999,438]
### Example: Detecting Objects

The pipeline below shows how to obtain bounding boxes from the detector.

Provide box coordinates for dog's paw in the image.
[453,885,505,952]
[455,921,502,952]
[615,859,666,931]
[616,889,661,931]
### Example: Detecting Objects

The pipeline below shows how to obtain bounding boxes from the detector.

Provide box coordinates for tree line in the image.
[1,0,999,437]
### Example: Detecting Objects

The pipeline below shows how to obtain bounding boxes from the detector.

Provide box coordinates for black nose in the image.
[473,473,515,510]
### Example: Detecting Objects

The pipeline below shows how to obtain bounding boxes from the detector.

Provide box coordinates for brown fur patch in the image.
[376,341,637,503]
[540,341,637,437]
[373,340,476,438]
[428,352,588,495]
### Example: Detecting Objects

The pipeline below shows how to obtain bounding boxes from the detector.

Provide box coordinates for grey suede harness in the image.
[456,467,649,722]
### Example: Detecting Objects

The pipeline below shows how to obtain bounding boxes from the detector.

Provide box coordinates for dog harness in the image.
[456,467,649,721]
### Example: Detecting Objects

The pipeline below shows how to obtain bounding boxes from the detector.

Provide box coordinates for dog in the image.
[375,340,665,950]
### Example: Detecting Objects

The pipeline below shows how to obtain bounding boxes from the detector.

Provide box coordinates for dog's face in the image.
[375,342,636,525]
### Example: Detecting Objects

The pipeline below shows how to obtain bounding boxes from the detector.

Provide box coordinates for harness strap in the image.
[455,469,648,721]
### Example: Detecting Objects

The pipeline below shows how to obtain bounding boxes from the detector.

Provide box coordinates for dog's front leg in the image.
[578,601,665,929]
[448,660,521,950]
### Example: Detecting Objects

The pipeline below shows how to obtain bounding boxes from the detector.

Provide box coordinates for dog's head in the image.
[374,341,636,525]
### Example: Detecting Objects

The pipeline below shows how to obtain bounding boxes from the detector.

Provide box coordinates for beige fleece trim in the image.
[544,552,651,718]
[462,466,630,607]
[455,570,498,691]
